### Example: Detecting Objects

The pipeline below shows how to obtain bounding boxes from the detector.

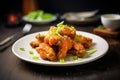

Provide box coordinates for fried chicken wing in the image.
[30,33,45,48]
[79,36,92,48]
[72,42,86,57]
[44,26,62,46]
[74,34,92,48]
[36,43,57,61]
[30,21,94,61]
[59,25,76,39]
[35,33,44,42]
[30,40,40,48]
[57,36,73,60]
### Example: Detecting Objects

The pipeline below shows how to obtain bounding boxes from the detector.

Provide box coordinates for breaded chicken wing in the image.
[79,36,92,48]
[57,36,73,60]
[59,25,76,39]
[30,21,93,61]
[44,26,62,46]
[30,40,40,48]
[30,33,45,48]
[36,43,57,61]
[35,33,45,42]
[74,34,92,48]
[72,42,86,57]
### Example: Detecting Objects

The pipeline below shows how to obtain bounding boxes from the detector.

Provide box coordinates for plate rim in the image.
[12,31,109,66]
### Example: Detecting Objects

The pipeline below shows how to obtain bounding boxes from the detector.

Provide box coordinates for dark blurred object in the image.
[5,13,22,27]
[0,0,22,21]
[0,0,119,23]
[38,0,120,14]
[61,10,100,25]
[93,25,120,38]
[23,0,38,15]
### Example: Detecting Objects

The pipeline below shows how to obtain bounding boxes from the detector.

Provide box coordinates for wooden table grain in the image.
[0,22,120,80]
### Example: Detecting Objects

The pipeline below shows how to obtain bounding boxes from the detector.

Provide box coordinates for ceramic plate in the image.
[12,31,109,66]
[22,15,57,25]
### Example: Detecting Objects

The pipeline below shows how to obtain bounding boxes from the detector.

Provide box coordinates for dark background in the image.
[0,0,120,21]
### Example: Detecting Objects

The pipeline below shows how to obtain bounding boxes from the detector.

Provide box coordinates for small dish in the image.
[101,14,120,31]
[65,15,100,25]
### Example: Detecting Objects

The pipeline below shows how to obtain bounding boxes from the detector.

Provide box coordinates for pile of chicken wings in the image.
[30,22,92,61]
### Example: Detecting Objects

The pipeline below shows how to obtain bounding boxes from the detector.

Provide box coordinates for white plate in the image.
[12,31,109,66]
[22,15,57,25]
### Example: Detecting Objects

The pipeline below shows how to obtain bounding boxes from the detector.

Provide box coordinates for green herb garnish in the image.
[98,25,105,29]
[53,21,64,37]
[29,50,34,55]
[57,21,64,28]
[56,21,64,34]
[73,56,78,60]
[40,34,45,37]
[86,48,97,55]
[78,58,82,61]
[59,58,65,63]
[74,37,80,42]
[19,47,25,51]
[74,34,82,42]
[70,26,75,30]
[32,56,39,60]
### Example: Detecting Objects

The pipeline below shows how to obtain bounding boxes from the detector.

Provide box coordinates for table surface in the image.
[0,21,120,80]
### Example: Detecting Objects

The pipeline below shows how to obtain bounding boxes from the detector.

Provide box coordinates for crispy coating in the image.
[72,42,86,57]
[30,33,45,48]
[57,36,73,59]
[44,26,62,46]
[36,43,57,61]
[30,24,93,61]
[79,36,92,48]
[59,26,76,39]
[30,40,40,48]
[35,33,44,42]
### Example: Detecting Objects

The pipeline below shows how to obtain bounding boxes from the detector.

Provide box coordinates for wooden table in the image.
[0,21,120,80]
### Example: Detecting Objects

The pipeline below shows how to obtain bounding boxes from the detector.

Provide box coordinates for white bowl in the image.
[101,14,120,31]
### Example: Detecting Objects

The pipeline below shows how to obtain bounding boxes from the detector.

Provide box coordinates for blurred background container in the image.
[0,0,119,22]
[23,0,38,15]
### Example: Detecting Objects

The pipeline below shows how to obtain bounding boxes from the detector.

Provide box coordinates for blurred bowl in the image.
[61,10,100,25]
[101,14,120,31]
